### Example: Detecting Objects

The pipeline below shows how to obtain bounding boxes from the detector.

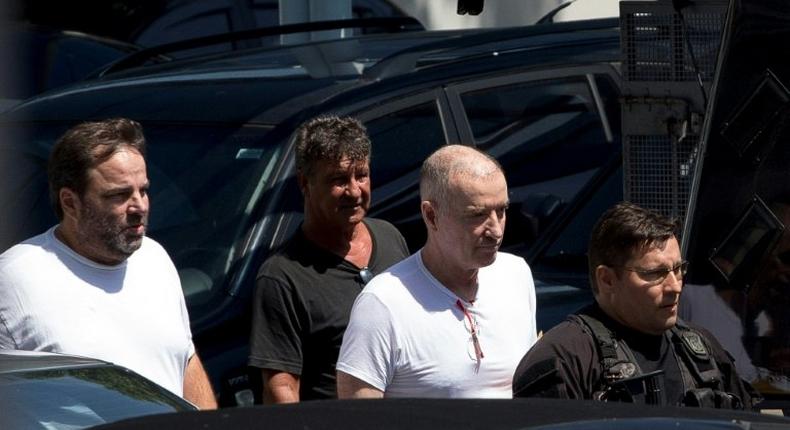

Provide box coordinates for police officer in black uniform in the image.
[513,202,758,409]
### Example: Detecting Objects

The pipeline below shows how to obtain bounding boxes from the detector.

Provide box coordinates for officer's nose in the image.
[664,269,683,293]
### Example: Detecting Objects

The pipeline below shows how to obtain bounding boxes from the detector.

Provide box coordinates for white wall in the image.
[391,0,620,29]
[554,0,620,21]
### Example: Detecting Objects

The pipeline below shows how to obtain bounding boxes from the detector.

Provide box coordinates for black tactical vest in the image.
[570,313,744,408]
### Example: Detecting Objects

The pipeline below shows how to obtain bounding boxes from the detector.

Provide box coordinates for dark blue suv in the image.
[0,18,623,405]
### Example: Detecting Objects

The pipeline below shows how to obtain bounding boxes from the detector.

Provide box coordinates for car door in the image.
[352,65,620,253]
[445,65,622,255]
[355,89,460,251]
[444,66,623,330]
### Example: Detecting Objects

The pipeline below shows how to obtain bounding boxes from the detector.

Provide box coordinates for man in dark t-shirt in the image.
[248,116,408,403]
[513,202,757,409]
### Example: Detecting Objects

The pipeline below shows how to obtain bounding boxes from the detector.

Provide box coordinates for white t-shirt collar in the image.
[47,225,129,271]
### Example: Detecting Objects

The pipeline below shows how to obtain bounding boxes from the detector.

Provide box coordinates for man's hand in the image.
[336,370,383,399]
[262,370,301,403]
[183,353,218,409]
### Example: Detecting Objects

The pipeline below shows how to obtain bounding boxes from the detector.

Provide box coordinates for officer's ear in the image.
[596,265,618,294]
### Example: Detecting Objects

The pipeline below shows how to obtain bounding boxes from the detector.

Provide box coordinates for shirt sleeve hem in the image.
[248,357,302,375]
[336,362,387,392]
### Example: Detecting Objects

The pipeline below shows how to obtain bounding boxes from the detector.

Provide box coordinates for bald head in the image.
[420,145,503,211]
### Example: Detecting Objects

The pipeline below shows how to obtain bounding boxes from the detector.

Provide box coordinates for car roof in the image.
[4,18,619,126]
[95,17,615,79]
[0,349,111,374]
[96,16,427,76]
[18,0,414,47]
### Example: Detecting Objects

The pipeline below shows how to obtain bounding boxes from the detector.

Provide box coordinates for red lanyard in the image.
[456,299,484,361]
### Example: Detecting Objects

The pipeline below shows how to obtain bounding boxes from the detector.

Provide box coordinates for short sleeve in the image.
[336,292,397,391]
[521,259,539,344]
[368,219,409,273]
[177,287,195,359]
[0,259,21,349]
[248,275,305,374]
[163,251,195,359]
[512,322,598,400]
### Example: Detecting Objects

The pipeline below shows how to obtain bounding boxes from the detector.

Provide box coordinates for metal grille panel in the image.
[625,135,700,225]
[621,1,727,230]
[622,6,725,82]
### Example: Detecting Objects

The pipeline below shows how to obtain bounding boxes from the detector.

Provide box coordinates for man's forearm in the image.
[262,369,301,404]
[183,354,218,409]
[265,384,300,403]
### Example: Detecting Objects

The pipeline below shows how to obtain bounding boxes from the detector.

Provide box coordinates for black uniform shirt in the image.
[513,303,753,408]
[598,307,685,404]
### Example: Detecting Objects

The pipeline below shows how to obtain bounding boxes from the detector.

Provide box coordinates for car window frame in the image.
[444,64,621,147]
[349,88,459,213]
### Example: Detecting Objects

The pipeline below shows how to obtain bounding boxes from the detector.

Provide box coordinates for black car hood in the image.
[91,398,790,430]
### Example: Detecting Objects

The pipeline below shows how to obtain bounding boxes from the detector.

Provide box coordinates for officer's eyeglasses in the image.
[358,267,373,284]
[619,261,689,285]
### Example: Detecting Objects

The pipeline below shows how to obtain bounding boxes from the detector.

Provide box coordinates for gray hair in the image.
[420,145,503,212]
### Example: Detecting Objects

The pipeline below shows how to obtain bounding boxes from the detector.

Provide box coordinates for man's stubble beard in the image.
[79,202,148,260]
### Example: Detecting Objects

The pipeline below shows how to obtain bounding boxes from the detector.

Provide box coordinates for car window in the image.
[134,0,235,55]
[250,1,279,31]
[0,122,280,309]
[363,100,447,251]
[459,75,619,250]
[515,161,622,332]
[143,125,282,308]
[250,0,407,35]
[462,76,612,199]
[0,366,191,429]
[535,163,623,286]
[44,38,134,90]
[146,0,414,51]
[0,28,134,101]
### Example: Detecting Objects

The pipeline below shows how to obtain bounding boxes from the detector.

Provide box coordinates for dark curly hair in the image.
[294,116,371,177]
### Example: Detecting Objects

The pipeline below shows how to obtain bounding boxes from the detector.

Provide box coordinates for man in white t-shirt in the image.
[0,118,217,409]
[336,145,538,398]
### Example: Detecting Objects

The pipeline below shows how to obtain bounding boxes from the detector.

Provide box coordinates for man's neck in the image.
[302,218,370,266]
[54,223,124,266]
[596,300,668,337]
[54,224,79,254]
[420,244,479,302]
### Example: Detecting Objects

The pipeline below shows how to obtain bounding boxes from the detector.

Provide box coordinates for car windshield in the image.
[0,122,282,308]
[0,365,191,429]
